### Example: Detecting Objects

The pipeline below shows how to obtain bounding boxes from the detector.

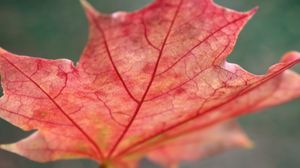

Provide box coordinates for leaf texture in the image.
[0,0,300,167]
[147,120,252,168]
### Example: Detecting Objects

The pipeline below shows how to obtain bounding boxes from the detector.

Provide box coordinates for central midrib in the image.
[104,0,184,159]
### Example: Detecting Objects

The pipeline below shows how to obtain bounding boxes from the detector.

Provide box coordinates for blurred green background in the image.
[0,0,299,168]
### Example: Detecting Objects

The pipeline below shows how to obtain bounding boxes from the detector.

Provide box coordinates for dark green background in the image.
[0,0,299,168]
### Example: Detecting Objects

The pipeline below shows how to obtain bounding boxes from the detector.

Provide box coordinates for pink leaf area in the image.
[0,0,300,167]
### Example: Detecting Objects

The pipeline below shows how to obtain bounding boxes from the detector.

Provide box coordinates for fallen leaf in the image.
[0,0,299,167]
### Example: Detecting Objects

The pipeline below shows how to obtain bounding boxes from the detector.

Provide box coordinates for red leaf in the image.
[147,120,253,167]
[0,0,300,167]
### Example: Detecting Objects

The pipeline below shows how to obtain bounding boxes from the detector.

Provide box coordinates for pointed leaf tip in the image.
[249,6,259,15]
[80,0,91,9]
[80,0,98,20]
[243,6,258,20]
[238,135,254,149]
[0,144,17,153]
[281,51,300,63]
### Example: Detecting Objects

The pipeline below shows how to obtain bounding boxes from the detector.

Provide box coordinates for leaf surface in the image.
[0,0,300,167]
[147,120,252,168]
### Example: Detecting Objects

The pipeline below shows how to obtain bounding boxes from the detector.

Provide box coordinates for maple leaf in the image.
[0,0,300,167]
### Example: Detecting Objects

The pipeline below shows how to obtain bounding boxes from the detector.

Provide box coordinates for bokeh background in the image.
[0,0,299,167]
